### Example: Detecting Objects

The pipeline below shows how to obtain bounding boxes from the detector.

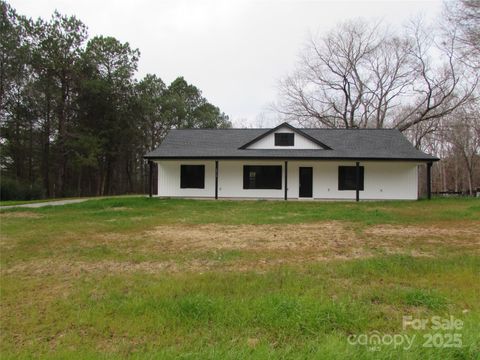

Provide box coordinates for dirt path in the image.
[0,198,90,209]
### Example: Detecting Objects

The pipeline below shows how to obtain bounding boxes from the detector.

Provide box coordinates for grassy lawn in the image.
[0,197,479,359]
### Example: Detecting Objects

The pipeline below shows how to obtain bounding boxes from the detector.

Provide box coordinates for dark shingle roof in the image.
[144,127,438,161]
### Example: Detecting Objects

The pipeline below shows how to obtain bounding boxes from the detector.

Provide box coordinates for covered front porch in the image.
[147,159,433,201]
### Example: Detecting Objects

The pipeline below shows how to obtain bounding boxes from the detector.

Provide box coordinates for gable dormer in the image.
[239,122,331,150]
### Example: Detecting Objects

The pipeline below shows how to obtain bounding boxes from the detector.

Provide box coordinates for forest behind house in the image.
[1,0,479,200]
[0,1,231,199]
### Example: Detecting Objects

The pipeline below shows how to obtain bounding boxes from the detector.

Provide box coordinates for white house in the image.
[144,123,438,201]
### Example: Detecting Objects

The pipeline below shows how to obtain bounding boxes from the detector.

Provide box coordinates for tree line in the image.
[0,1,231,200]
[1,0,478,199]
[276,0,479,194]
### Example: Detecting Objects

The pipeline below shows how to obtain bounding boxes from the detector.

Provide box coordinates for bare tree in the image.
[445,0,480,69]
[276,18,477,133]
[446,103,480,194]
[394,18,477,132]
[416,99,480,195]
[277,20,408,128]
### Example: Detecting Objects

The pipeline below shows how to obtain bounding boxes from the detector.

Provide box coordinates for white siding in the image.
[247,127,323,149]
[155,160,420,200]
[287,161,419,200]
[156,160,215,197]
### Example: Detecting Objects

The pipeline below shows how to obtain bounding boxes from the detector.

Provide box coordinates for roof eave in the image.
[144,155,439,162]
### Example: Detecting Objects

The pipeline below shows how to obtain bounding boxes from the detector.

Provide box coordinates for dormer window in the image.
[275,133,294,146]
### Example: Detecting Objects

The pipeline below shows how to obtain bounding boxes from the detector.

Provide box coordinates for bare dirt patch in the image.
[2,255,366,277]
[3,222,372,276]
[362,222,480,257]
[5,221,478,276]
[3,259,183,276]
[364,223,480,238]
[142,222,364,254]
[3,258,296,276]
[364,223,480,250]
[0,211,43,219]
[141,220,470,260]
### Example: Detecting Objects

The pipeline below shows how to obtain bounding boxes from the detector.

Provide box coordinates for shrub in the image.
[0,178,44,201]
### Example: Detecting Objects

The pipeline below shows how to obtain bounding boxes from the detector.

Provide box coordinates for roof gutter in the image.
[143,155,440,162]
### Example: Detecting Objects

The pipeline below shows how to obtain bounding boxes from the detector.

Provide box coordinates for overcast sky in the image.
[10,0,443,127]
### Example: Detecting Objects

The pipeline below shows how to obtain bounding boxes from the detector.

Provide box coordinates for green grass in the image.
[0,198,62,206]
[0,194,142,206]
[1,197,479,359]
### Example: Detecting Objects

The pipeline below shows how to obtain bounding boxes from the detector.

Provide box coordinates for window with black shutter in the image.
[243,165,282,189]
[338,166,364,190]
[274,133,294,146]
[180,165,205,188]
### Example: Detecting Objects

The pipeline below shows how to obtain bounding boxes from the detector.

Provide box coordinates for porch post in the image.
[148,160,153,198]
[355,161,360,202]
[215,160,218,200]
[284,161,288,201]
[427,161,432,200]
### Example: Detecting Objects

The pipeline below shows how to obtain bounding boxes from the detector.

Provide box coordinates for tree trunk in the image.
[77,169,82,196]
[57,74,69,197]
[43,96,51,198]
[14,98,22,181]
[441,161,447,192]
[454,160,459,193]
[28,117,33,186]
[466,161,473,196]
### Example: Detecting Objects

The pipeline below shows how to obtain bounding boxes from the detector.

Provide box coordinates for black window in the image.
[243,165,282,189]
[180,165,205,188]
[274,133,294,146]
[338,166,364,191]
